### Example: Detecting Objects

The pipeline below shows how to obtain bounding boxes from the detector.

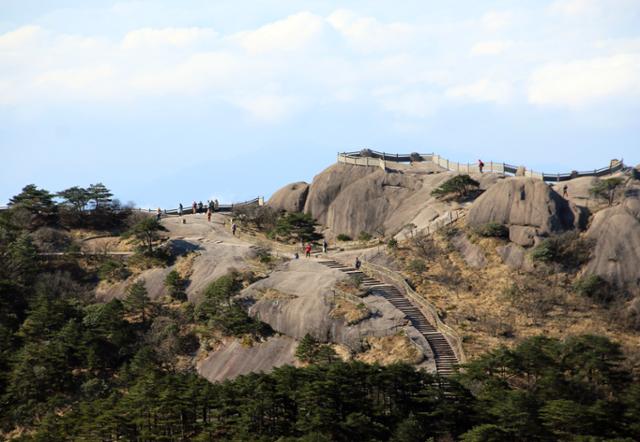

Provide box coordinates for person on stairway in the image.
[355,256,361,270]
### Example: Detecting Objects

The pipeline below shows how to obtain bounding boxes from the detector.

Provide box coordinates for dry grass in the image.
[395,223,640,371]
[259,288,298,301]
[356,334,424,365]
[175,251,199,279]
[330,298,370,325]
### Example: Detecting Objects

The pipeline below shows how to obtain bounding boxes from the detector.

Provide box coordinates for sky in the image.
[1,0,639,208]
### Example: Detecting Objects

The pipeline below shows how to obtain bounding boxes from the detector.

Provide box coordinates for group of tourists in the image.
[175,200,220,220]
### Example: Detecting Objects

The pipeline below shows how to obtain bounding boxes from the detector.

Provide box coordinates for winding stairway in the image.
[319,259,458,376]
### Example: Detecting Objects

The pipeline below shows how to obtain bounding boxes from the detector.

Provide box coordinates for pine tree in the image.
[124,280,151,322]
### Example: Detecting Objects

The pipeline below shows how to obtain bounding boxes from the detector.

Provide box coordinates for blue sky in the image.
[1,0,639,208]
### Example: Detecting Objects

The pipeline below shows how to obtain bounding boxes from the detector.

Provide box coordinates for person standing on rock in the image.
[156,208,162,221]
[478,159,485,173]
[198,201,203,214]
[209,200,215,213]
[563,185,569,198]
[192,201,197,215]
[178,203,183,217]
[322,239,328,254]
[305,243,312,258]
[232,223,237,236]
[207,207,212,222]
[355,256,361,270]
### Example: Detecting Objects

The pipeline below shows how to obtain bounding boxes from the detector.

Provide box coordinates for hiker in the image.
[563,185,569,198]
[178,203,183,216]
[207,208,212,222]
[294,252,299,259]
[209,200,215,212]
[156,208,162,221]
[192,201,197,214]
[232,223,237,236]
[198,201,203,213]
[355,256,361,270]
[214,199,219,210]
[305,243,312,258]
[478,159,485,173]
[322,239,328,254]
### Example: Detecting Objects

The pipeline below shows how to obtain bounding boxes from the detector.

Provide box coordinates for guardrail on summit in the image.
[337,149,624,182]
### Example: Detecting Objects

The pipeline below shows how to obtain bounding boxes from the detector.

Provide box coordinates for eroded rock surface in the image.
[468,178,579,245]
[268,182,309,213]
[585,193,640,291]
[197,335,298,382]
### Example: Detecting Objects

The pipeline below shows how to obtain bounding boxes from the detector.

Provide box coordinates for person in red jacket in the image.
[305,243,312,258]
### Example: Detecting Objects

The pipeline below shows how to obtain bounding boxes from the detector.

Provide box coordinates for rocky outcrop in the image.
[304,162,504,238]
[496,243,533,271]
[267,182,309,213]
[468,178,580,246]
[304,163,378,225]
[240,260,434,358]
[197,336,298,382]
[451,233,487,268]
[585,194,640,291]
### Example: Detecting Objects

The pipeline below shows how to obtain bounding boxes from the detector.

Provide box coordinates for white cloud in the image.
[233,94,303,122]
[0,25,45,49]
[481,11,513,31]
[446,79,512,104]
[233,12,325,54]
[328,9,416,53]
[549,0,600,15]
[528,53,640,107]
[122,27,217,49]
[471,40,514,56]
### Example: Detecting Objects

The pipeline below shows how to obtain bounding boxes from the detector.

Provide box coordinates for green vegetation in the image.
[295,333,338,364]
[98,259,130,282]
[196,273,272,338]
[273,212,322,243]
[590,177,625,206]
[574,274,614,305]
[358,231,373,241]
[431,174,480,200]
[164,270,188,301]
[2,184,640,441]
[122,216,169,255]
[407,258,427,274]
[475,222,509,238]
[531,232,593,270]
[337,233,352,241]
[387,237,398,250]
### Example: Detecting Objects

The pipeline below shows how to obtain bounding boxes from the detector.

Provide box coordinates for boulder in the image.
[304,163,378,225]
[267,181,309,213]
[467,178,579,245]
[496,243,533,271]
[451,233,486,268]
[585,196,640,291]
[509,225,538,247]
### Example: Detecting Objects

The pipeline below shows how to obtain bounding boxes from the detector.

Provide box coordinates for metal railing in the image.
[362,261,466,364]
[337,150,625,182]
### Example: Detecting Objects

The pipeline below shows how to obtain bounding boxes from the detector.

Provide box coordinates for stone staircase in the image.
[319,259,458,376]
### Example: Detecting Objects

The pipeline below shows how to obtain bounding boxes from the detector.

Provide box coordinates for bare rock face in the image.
[197,336,298,382]
[451,233,487,268]
[240,260,434,360]
[508,225,538,247]
[304,162,495,238]
[304,163,378,225]
[468,178,578,245]
[497,243,534,271]
[585,195,640,291]
[268,182,309,213]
